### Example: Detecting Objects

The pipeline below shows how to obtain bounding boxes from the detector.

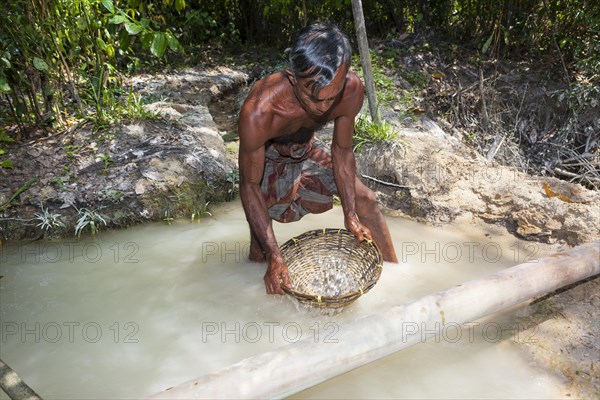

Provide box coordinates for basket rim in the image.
[280,228,383,305]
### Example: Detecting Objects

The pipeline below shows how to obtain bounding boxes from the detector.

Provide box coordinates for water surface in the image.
[0,201,564,398]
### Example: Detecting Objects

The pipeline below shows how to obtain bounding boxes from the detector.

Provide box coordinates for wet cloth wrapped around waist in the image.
[261,137,337,223]
[265,138,315,163]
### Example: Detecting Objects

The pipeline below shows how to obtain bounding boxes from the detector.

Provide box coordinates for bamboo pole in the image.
[0,359,42,400]
[148,240,600,399]
[351,0,379,124]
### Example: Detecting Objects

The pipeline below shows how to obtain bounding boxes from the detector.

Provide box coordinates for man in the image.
[238,22,398,295]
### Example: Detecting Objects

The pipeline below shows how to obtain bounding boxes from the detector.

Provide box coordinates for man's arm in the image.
[331,73,373,242]
[238,111,291,294]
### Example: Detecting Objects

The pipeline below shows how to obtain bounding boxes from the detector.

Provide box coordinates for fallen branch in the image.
[486,84,527,162]
[361,174,409,188]
[553,167,600,185]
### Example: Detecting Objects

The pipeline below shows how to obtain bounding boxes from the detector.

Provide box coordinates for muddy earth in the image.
[0,65,598,398]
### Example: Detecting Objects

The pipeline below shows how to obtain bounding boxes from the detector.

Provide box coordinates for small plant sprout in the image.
[34,206,65,231]
[190,201,212,223]
[98,153,114,174]
[163,210,174,225]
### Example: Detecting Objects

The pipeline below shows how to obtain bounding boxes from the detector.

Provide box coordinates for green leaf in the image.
[33,57,49,71]
[96,37,107,50]
[0,76,11,94]
[0,131,14,142]
[117,29,132,50]
[482,32,494,54]
[140,18,150,28]
[0,148,6,155]
[76,17,88,30]
[109,15,128,24]
[175,0,185,13]
[101,0,114,13]
[0,159,14,169]
[167,32,182,51]
[140,32,153,48]
[151,33,167,57]
[125,21,143,35]
[105,44,115,58]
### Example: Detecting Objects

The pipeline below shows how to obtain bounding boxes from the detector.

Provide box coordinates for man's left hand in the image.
[345,213,373,243]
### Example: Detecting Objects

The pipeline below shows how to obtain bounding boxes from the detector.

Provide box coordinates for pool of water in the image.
[0,201,565,398]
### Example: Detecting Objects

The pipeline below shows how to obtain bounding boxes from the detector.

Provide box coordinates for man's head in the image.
[287,22,352,102]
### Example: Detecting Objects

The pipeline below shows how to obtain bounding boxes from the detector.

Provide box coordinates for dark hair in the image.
[287,22,351,98]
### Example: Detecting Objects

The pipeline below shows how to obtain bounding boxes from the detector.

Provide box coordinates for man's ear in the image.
[284,69,297,86]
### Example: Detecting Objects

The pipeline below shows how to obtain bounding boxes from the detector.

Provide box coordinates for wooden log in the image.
[148,240,600,399]
[0,359,42,400]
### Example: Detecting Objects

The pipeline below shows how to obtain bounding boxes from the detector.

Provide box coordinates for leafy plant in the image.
[50,177,68,191]
[0,160,13,169]
[64,145,81,162]
[190,201,212,223]
[74,207,107,237]
[102,188,124,203]
[163,210,174,225]
[399,70,428,88]
[99,153,114,174]
[353,114,399,152]
[0,0,183,139]
[34,206,65,232]
[226,170,239,200]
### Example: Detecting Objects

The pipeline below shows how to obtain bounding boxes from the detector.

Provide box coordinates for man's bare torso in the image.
[243,70,360,148]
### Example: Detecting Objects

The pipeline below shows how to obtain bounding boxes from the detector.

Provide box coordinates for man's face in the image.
[292,65,348,117]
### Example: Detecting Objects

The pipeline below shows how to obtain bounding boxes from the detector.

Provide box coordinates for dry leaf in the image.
[543,181,573,203]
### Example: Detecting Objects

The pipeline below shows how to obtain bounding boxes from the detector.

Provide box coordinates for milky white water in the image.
[0,201,565,399]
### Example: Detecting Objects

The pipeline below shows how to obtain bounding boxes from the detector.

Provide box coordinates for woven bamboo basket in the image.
[280,228,383,310]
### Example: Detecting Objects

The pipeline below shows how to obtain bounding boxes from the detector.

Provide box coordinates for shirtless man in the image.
[238,22,398,295]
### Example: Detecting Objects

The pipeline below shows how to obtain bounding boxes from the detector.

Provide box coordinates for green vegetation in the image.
[0,0,182,138]
[99,153,114,174]
[0,0,597,189]
[225,170,240,201]
[74,207,108,237]
[34,206,65,232]
[1,0,596,135]
[353,114,399,152]
[190,202,212,224]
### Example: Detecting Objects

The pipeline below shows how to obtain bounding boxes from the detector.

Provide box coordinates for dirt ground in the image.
[512,276,599,399]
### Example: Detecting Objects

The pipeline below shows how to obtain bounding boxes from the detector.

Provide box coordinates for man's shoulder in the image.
[249,71,288,97]
[333,70,364,118]
[240,72,287,117]
[344,71,365,95]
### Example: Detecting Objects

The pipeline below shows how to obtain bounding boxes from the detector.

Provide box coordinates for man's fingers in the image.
[281,272,291,290]
[353,226,372,243]
[363,227,373,241]
[264,275,289,295]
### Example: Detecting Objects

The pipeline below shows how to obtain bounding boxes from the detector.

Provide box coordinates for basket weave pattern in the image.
[281,228,383,309]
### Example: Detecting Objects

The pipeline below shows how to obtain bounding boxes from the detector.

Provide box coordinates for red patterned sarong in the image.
[261,137,337,223]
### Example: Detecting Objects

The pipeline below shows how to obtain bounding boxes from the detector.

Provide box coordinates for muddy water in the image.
[0,201,565,399]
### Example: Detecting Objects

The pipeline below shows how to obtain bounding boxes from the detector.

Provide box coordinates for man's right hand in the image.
[264,255,291,295]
